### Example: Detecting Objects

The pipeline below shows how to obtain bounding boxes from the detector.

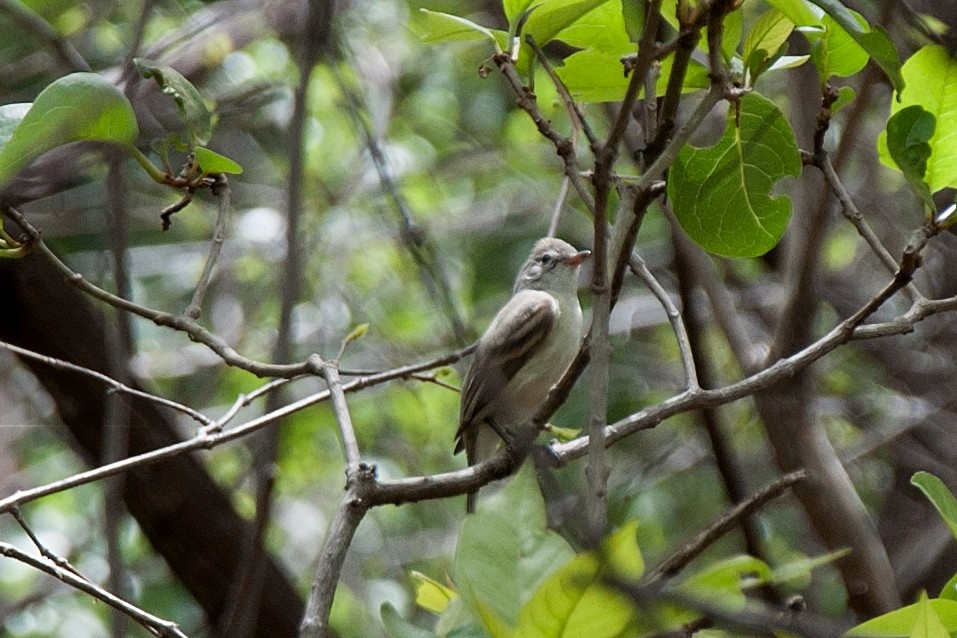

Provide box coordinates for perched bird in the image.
[455,237,590,512]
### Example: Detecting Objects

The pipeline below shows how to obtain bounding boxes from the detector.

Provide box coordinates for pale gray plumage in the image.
[456,238,590,512]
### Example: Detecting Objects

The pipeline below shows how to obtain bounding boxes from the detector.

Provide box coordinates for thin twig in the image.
[319,358,362,469]
[628,251,700,391]
[185,175,231,319]
[815,152,922,301]
[0,542,189,638]
[299,466,374,638]
[0,346,471,513]
[0,339,212,426]
[525,35,599,148]
[2,204,322,379]
[649,470,807,579]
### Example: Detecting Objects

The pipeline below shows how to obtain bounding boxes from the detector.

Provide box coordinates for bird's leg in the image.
[486,416,512,446]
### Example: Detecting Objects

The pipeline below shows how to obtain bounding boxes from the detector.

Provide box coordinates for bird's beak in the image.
[566,250,591,266]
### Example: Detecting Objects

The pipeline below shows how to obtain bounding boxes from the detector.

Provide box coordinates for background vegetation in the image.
[2,0,957,637]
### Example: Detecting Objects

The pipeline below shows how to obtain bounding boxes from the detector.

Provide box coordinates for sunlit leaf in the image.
[411,571,457,614]
[878,46,957,192]
[668,92,802,258]
[556,50,708,103]
[0,73,138,189]
[846,597,957,637]
[553,0,632,54]
[603,520,644,581]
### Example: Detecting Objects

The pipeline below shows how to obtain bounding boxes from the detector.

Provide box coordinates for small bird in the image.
[455,237,590,512]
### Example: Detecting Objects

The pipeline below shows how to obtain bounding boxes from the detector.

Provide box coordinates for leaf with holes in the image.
[134,57,212,146]
[668,92,802,258]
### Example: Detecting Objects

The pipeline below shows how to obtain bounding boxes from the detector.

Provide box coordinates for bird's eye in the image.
[539,253,554,265]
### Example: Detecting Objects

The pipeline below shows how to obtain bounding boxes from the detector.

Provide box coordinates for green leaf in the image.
[603,520,644,581]
[518,0,616,71]
[721,9,743,62]
[513,552,634,638]
[546,423,580,442]
[765,0,822,26]
[940,572,957,602]
[0,73,139,190]
[912,471,957,542]
[832,85,856,114]
[552,0,632,54]
[765,54,810,74]
[134,57,212,145]
[770,548,849,589]
[845,598,957,637]
[418,9,502,47]
[668,92,802,258]
[678,555,772,610]
[805,0,903,92]
[556,50,708,103]
[411,571,456,614]
[743,9,795,84]
[452,462,575,631]
[504,0,537,25]
[912,592,952,638]
[885,105,936,211]
[879,46,957,192]
[194,146,243,175]
[809,11,870,80]
[380,603,436,638]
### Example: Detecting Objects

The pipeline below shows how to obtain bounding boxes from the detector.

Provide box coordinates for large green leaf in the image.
[885,105,935,211]
[0,73,138,190]
[845,598,957,637]
[452,462,575,632]
[134,58,212,146]
[912,471,957,542]
[668,92,802,258]
[878,46,957,193]
[513,523,641,638]
[805,0,903,92]
[513,553,633,638]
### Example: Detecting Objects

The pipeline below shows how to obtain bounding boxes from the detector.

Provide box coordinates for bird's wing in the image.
[455,290,558,454]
